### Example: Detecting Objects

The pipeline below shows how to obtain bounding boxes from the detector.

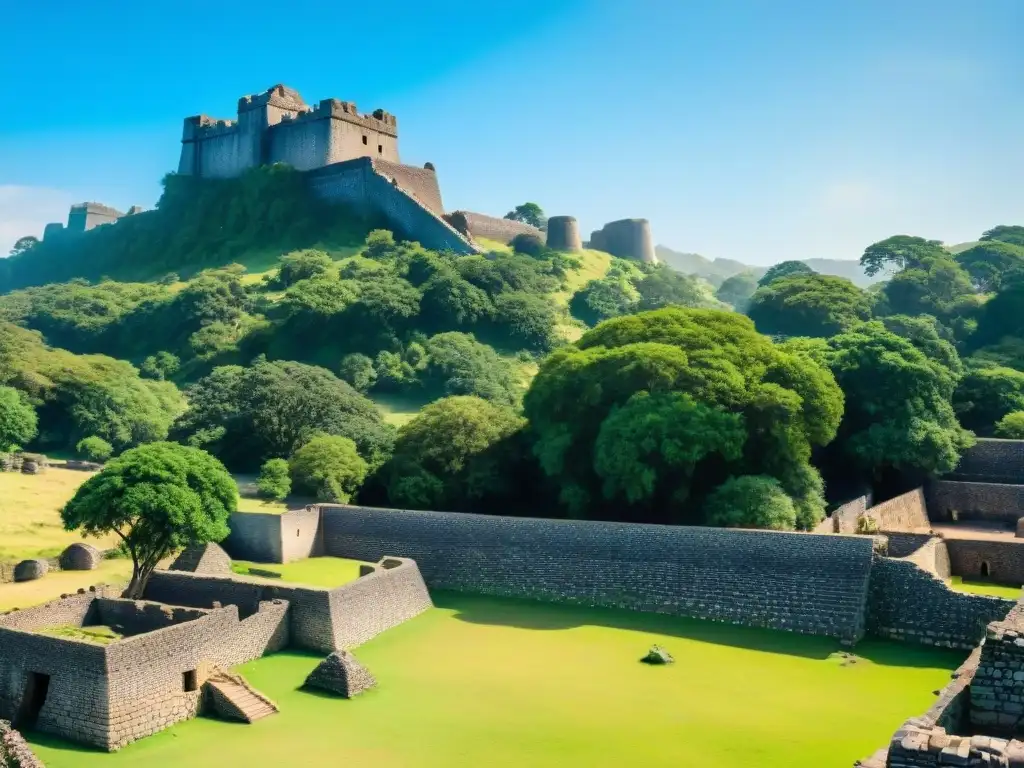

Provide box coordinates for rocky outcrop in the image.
[59,543,101,571]
[303,650,376,698]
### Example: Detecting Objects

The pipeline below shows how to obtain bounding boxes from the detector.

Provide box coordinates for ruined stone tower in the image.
[546,216,582,252]
[177,84,400,179]
[589,219,656,264]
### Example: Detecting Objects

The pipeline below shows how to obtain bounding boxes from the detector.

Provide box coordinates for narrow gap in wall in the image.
[981,561,991,578]
[362,135,368,145]
[183,670,198,692]
[15,672,50,729]
[378,144,383,154]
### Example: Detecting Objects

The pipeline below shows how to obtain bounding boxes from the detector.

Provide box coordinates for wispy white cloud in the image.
[0,185,73,257]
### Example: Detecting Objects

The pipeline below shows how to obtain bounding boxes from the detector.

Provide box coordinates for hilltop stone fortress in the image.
[38,83,658,263]
[4,440,1024,763]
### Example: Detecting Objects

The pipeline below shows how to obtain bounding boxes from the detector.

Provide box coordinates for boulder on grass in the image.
[14,559,48,582]
[303,651,376,698]
[640,645,674,665]
[60,543,102,571]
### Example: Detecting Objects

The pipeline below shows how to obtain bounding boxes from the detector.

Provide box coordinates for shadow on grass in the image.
[436,591,966,668]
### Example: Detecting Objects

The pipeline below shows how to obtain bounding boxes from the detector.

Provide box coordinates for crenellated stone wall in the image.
[316,505,875,643]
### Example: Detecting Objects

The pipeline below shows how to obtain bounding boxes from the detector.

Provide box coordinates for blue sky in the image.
[1,0,1022,264]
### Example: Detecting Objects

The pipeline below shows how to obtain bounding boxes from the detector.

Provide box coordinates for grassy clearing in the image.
[371,393,428,428]
[37,625,123,645]
[950,575,1022,600]
[0,560,133,612]
[230,557,368,588]
[0,468,118,561]
[28,592,960,768]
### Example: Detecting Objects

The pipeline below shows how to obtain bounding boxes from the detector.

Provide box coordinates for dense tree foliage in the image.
[172,359,393,471]
[0,386,37,451]
[956,241,1024,292]
[523,308,841,528]
[256,458,291,501]
[61,442,235,597]
[504,202,546,230]
[859,235,947,277]
[76,435,113,463]
[981,225,1024,248]
[715,272,758,311]
[747,274,872,338]
[703,475,797,530]
[289,435,368,503]
[953,364,1024,435]
[757,260,813,287]
[995,412,1024,438]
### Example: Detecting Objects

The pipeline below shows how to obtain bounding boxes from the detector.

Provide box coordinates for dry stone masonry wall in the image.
[928,481,1024,524]
[870,489,931,531]
[949,439,1024,484]
[317,505,874,643]
[946,540,1024,587]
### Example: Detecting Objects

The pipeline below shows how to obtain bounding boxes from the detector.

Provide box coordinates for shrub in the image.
[276,249,334,288]
[0,386,38,452]
[289,435,368,503]
[855,514,880,534]
[256,458,291,501]
[339,353,377,393]
[510,233,545,257]
[703,475,797,531]
[76,436,113,463]
[995,411,1024,438]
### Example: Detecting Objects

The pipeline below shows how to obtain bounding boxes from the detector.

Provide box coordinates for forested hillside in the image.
[4,167,1024,533]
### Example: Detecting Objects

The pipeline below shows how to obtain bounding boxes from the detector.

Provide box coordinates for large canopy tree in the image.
[523,307,843,528]
[956,241,1024,292]
[747,274,873,338]
[859,235,947,277]
[61,442,235,598]
[757,260,814,287]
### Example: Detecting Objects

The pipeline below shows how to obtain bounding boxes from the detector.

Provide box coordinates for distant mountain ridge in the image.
[654,246,883,288]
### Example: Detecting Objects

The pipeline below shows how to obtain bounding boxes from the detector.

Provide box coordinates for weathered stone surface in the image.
[60,543,101,571]
[12,560,47,583]
[169,542,232,575]
[304,650,376,697]
[0,719,44,767]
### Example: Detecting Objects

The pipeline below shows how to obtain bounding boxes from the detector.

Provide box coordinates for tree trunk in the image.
[121,564,154,600]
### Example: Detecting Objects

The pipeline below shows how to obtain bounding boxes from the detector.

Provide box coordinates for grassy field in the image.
[0,468,118,561]
[0,559,133,612]
[951,575,1022,599]
[230,557,367,587]
[27,592,960,768]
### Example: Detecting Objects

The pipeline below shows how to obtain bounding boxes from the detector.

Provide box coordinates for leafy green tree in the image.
[703,475,798,530]
[748,274,872,337]
[76,435,113,463]
[881,315,963,376]
[61,442,235,598]
[715,272,758,311]
[953,364,1024,434]
[289,435,368,503]
[635,266,715,311]
[256,457,291,501]
[0,386,37,451]
[9,236,40,257]
[510,233,546,257]
[882,257,979,324]
[173,360,393,471]
[523,308,842,525]
[981,225,1024,248]
[276,249,334,288]
[339,353,377,392]
[860,235,947,277]
[956,241,1024,292]
[139,351,181,381]
[826,321,973,479]
[420,332,519,405]
[420,270,493,330]
[757,260,813,287]
[492,291,560,352]
[569,277,638,326]
[383,396,525,509]
[995,411,1024,438]
[972,280,1024,350]
[373,350,419,393]
[504,202,546,230]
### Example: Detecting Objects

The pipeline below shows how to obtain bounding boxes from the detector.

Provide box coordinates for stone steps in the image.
[205,677,278,723]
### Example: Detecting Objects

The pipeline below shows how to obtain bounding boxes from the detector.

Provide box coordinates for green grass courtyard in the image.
[28,592,962,768]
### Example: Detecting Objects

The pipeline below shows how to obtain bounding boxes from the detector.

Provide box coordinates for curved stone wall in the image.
[546,215,582,251]
[588,218,656,263]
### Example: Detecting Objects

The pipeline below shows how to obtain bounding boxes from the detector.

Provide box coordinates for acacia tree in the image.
[504,202,547,230]
[859,235,947,277]
[61,442,235,598]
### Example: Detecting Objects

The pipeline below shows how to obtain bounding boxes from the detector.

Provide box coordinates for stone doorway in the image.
[15,672,50,729]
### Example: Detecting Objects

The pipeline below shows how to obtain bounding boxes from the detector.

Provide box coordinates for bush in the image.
[703,475,798,531]
[510,233,545,257]
[855,514,880,534]
[289,435,368,503]
[76,436,113,463]
[256,458,291,501]
[277,249,334,288]
[995,411,1024,438]
[339,353,377,393]
[0,386,38,452]
[139,351,181,381]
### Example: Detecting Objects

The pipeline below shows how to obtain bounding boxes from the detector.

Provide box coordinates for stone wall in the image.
[927,481,1024,524]
[279,508,323,564]
[327,558,432,648]
[316,505,875,643]
[945,539,1024,587]
[67,203,124,233]
[588,218,656,263]
[453,211,543,245]
[969,617,1024,734]
[373,160,444,215]
[306,159,477,255]
[92,598,209,637]
[825,495,872,534]
[546,216,582,251]
[949,439,1024,483]
[223,511,283,563]
[866,557,1014,649]
[870,488,930,532]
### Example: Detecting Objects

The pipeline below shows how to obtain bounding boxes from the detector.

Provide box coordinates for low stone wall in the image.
[453,210,543,245]
[829,495,871,534]
[93,598,209,637]
[927,481,1024,524]
[866,557,1014,649]
[279,508,323,563]
[945,539,1024,587]
[970,619,1024,734]
[0,720,43,768]
[868,489,930,532]
[327,557,432,648]
[317,505,875,643]
[949,439,1024,483]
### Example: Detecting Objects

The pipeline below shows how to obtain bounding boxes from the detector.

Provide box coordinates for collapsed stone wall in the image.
[821,495,872,534]
[945,539,1024,587]
[373,160,444,215]
[316,505,875,642]
[949,439,1024,483]
[92,598,209,637]
[927,481,1024,524]
[867,557,1014,649]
